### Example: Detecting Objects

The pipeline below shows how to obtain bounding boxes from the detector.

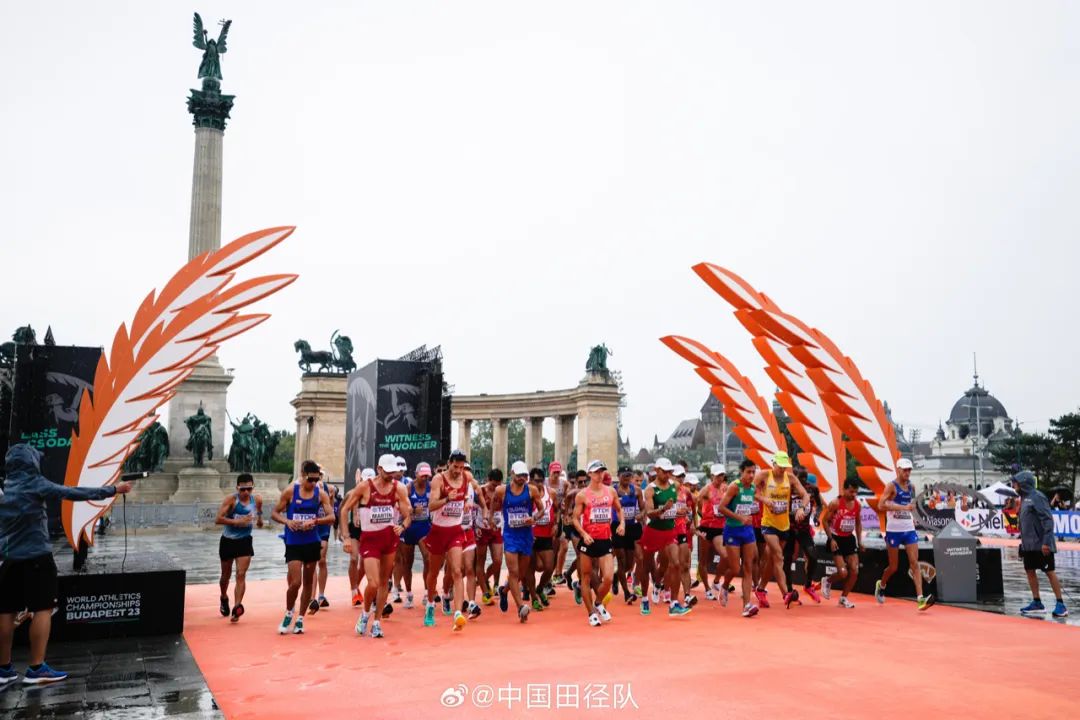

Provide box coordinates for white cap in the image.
[685,473,700,486]
[510,460,529,476]
[361,468,376,480]
[586,459,607,474]
[896,458,914,470]
[710,463,726,477]
[378,453,399,472]
[672,464,686,478]
[654,457,674,472]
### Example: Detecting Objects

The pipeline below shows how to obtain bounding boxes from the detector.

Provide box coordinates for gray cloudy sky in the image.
[3,2,1078,458]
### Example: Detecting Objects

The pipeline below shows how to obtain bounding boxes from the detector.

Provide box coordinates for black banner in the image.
[7,344,101,535]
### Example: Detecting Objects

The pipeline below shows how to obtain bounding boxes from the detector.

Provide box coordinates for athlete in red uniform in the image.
[572,460,625,626]
[475,469,505,605]
[697,464,728,600]
[819,478,864,607]
[530,467,557,611]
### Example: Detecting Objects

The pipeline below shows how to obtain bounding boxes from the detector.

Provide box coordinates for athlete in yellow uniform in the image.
[755,451,810,609]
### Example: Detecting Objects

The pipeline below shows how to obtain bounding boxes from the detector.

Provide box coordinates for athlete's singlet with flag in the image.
[533,486,556,539]
[284,484,322,546]
[699,483,726,530]
[649,484,678,531]
[885,481,916,533]
[617,485,639,525]
[222,493,256,540]
[761,471,793,532]
[502,482,534,555]
[432,477,467,528]
[726,481,758,528]
[582,487,615,540]
[831,496,860,537]
[674,486,693,535]
[359,479,400,558]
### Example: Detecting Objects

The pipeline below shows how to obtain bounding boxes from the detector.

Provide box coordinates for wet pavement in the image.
[4,526,1076,719]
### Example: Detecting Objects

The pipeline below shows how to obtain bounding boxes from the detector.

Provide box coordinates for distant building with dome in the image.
[911,370,1015,490]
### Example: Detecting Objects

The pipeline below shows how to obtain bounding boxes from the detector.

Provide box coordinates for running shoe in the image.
[838,596,855,609]
[453,610,467,631]
[588,612,602,627]
[539,590,551,607]
[874,580,885,604]
[573,581,582,605]
[917,594,935,612]
[634,584,643,597]
[351,592,362,607]
[371,620,384,639]
[668,602,692,617]
[640,599,651,616]
[0,664,18,686]
[562,570,574,587]
[783,589,799,609]
[518,605,530,623]
[278,611,294,635]
[424,604,436,627]
[705,590,716,601]
[391,589,401,603]
[690,579,701,589]
[467,603,482,620]
[22,663,68,685]
[219,595,230,617]
[1020,599,1046,615]
[230,604,244,623]
[442,596,452,616]
[754,589,770,609]
[356,612,370,636]
[626,572,634,588]
[383,603,394,617]
[685,594,699,609]
[532,597,544,612]
[804,584,821,604]
[1053,601,1069,618]
[545,584,556,597]
[650,587,660,604]
[554,573,568,586]
[481,592,494,606]
[596,604,613,623]
[821,576,832,600]
[625,590,636,604]
[499,585,509,612]
[319,595,330,608]
[308,598,320,615]
[292,617,305,634]
[728,584,736,593]
[720,585,729,608]
[404,593,415,610]
[741,603,759,618]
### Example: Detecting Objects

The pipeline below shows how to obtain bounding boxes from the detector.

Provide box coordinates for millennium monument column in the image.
[164,14,237,497]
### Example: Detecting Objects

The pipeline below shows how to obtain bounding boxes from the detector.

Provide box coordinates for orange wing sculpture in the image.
[692,263,899,498]
[660,335,783,469]
[62,227,298,549]
[691,264,845,499]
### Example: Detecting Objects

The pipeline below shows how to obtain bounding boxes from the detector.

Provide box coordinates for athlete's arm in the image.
[791,478,810,522]
[821,499,839,551]
[878,482,901,512]
[428,474,448,511]
[613,487,625,535]
[255,494,264,528]
[855,506,864,552]
[316,488,336,525]
[394,483,413,536]
[527,486,543,526]
[572,491,591,543]
[717,484,748,525]
[339,488,360,548]
[215,495,241,527]
[491,484,506,512]
[270,486,297,529]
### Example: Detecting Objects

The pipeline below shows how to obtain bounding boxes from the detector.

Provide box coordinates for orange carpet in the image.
[184,575,1078,719]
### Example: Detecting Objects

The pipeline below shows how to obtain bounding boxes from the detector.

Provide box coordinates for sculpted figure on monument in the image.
[585,343,613,376]
[0,325,37,365]
[228,413,258,472]
[192,13,232,85]
[185,405,214,467]
[124,418,170,473]
[293,340,335,374]
[331,330,357,374]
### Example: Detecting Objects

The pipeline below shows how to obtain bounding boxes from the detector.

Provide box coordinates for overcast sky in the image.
[3,2,1078,458]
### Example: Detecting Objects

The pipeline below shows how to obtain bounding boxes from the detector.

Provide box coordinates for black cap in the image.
[618,466,633,476]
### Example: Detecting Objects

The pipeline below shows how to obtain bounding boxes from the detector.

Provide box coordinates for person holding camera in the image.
[0,443,132,685]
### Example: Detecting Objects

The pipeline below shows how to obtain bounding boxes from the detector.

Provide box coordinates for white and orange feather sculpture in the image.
[62,227,298,549]
[691,263,899,500]
[659,335,783,470]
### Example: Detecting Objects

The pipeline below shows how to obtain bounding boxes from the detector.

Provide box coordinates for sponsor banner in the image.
[1053,511,1080,539]
[859,505,880,531]
[953,508,1013,538]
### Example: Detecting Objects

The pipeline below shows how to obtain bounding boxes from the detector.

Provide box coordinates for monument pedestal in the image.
[171,466,228,504]
[166,356,233,465]
[291,374,347,480]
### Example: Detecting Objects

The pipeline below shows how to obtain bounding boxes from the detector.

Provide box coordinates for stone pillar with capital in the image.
[291,375,348,480]
[457,419,473,460]
[554,415,575,468]
[525,417,544,468]
[491,419,509,474]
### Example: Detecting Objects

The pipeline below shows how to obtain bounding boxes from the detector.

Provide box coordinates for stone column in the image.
[525,417,544,468]
[188,127,225,260]
[291,375,348,479]
[491,419,509,474]
[457,419,473,460]
[554,415,575,467]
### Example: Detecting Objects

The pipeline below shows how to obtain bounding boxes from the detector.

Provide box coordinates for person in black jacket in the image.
[1012,471,1067,618]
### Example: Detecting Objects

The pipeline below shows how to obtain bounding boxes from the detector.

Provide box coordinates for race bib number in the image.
[624,506,637,521]
[839,517,856,533]
[413,503,429,522]
[735,503,754,516]
[493,513,504,530]
[292,512,316,522]
[536,511,552,526]
[369,505,393,526]
[893,510,911,520]
[589,505,612,524]
[676,501,687,514]
[712,504,722,517]
[770,500,789,514]
[462,509,474,529]
[660,506,678,520]
[442,500,464,518]
[507,509,530,529]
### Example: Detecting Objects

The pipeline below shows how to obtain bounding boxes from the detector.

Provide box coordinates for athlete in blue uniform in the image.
[271,460,336,635]
[310,468,338,613]
[214,473,263,622]
[394,463,433,608]
[491,462,544,623]
[875,458,933,611]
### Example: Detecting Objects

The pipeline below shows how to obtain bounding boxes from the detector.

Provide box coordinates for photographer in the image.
[0,443,131,685]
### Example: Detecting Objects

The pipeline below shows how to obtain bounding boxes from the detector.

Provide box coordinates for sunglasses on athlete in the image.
[238,486,254,492]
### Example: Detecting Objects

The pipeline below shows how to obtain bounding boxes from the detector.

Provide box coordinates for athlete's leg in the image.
[880,546,900,588]
[446,546,465,608]
[578,553,596,618]
[463,546,478,607]
[489,543,503,588]
[597,553,614,606]
[662,543,681,600]
[842,554,859,596]
[219,558,233,602]
[317,541,329,598]
[905,543,923,597]
[298,561,317,616]
[613,547,628,595]
[504,552,526,609]
[679,540,693,600]
[536,549,555,593]
[830,553,849,587]
[710,536,727,586]
[765,534,789,595]
[425,552,445,602]
[400,544,416,593]
[737,544,755,605]
[556,535,569,576]
[362,556,382,616]
[285,560,303,610]
[639,549,654,599]
[348,545,361,596]
[234,556,251,607]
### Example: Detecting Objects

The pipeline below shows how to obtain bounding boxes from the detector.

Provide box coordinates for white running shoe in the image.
[839,596,855,609]
[720,585,729,608]
[390,589,401,604]
[588,612,602,627]
[595,604,612,623]
[705,590,716,601]
[821,575,832,600]
[355,612,369,636]
[278,611,294,635]
[650,587,660,604]
[403,593,415,610]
